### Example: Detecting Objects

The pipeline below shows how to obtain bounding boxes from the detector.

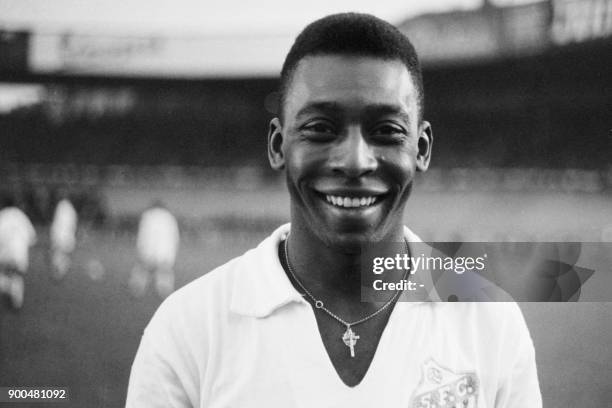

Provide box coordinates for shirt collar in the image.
[229,223,434,318]
[230,224,301,317]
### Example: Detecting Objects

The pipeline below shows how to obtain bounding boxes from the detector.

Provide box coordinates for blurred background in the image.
[0,0,611,406]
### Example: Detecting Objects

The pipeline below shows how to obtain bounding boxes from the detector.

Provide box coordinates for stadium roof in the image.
[2,0,609,78]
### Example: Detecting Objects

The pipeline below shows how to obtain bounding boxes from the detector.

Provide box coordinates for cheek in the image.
[284,147,324,207]
[286,151,309,180]
[377,148,417,186]
[285,142,327,178]
[394,164,416,189]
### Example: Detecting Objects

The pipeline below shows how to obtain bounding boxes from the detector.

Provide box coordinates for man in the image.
[128,202,180,298]
[0,200,37,310]
[50,196,78,280]
[127,13,541,407]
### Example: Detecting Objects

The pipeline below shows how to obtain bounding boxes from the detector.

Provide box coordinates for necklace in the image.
[282,235,409,358]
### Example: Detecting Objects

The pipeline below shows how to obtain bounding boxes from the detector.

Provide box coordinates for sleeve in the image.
[495,304,542,408]
[125,306,195,408]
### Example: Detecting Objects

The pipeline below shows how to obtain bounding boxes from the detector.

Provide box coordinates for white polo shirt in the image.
[136,207,180,268]
[0,207,37,272]
[126,224,541,408]
[50,199,78,253]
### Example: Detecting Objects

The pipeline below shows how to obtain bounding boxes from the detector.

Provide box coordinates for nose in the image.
[330,126,377,177]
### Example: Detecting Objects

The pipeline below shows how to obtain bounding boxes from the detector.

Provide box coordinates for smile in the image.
[324,195,379,208]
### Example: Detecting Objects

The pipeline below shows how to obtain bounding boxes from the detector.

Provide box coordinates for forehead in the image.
[284,55,418,118]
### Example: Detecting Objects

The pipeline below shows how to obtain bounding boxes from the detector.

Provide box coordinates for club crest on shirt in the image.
[410,359,479,408]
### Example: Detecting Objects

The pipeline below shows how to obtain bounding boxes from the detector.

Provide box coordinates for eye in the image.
[300,121,337,141]
[371,123,407,143]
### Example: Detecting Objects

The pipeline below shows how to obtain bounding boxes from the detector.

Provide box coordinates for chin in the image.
[317,227,386,254]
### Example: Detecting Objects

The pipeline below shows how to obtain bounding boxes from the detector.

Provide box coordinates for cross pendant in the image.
[342,326,360,358]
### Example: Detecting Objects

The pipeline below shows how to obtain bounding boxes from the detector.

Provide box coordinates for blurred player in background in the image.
[50,196,78,280]
[128,201,180,298]
[0,198,37,310]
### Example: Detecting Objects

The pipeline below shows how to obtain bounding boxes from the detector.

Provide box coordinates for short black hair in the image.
[279,12,424,120]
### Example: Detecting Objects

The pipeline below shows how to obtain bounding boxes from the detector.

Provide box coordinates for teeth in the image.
[324,195,379,208]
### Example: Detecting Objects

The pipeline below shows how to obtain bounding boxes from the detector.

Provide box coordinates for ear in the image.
[267,118,285,170]
[416,121,433,172]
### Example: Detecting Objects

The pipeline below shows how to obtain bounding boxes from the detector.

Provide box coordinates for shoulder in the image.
[0,208,35,234]
[0,207,29,222]
[149,254,243,330]
[145,223,289,340]
[431,302,530,339]
[145,224,286,336]
[141,208,177,225]
[458,301,526,323]
[58,200,77,215]
[459,301,524,318]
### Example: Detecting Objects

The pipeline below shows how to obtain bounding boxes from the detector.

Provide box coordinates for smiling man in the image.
[126,13,541,407]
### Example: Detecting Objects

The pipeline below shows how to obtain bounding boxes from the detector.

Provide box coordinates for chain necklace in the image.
[282,235,410,358]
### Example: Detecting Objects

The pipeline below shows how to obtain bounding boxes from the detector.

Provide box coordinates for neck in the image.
[285,220,405,304]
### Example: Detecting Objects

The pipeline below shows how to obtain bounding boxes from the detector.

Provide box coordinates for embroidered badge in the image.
[411,359,479,408]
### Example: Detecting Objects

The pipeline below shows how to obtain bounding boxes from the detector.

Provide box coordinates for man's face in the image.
[268,55,432,249]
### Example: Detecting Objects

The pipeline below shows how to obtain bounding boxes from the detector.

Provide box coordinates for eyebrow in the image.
[365,104,413,125]
[295,101,343,120]
[295,101,412,125]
